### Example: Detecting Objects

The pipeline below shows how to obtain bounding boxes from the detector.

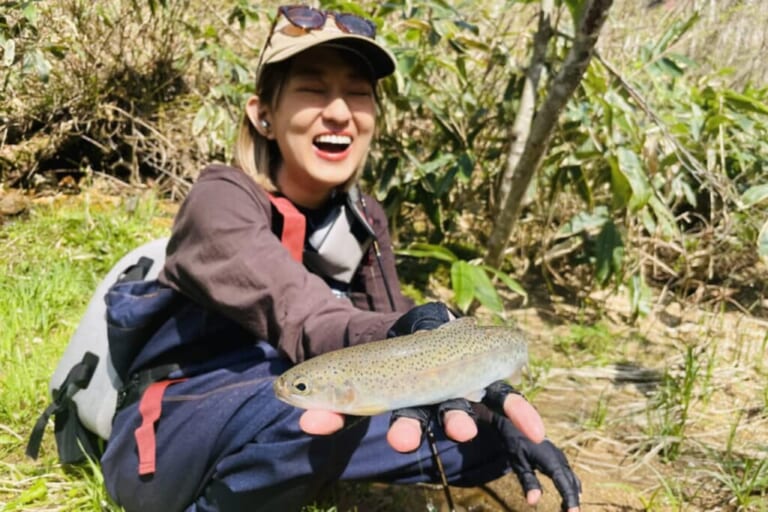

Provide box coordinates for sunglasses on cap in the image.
[276,5,376,38]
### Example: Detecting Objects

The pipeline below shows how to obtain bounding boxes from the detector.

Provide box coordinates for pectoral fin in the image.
[347,404,390,416]
[507,364,526,385]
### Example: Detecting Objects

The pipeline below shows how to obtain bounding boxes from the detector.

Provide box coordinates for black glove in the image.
[491,411,581,511]
[387,301,452,337]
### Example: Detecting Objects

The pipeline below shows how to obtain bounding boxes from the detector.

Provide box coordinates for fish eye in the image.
[292,378,309,394]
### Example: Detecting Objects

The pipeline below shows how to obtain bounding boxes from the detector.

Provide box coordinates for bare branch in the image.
[494,0,555,214]
[485,0,614,269]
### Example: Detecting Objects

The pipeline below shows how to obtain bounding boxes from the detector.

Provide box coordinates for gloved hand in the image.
[387,304,580,511]
[489,408,581,511]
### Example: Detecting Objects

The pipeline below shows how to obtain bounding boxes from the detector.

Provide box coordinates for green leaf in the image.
[470,265,502,313]
[650,12,700,57]
[397,243,457,263]
[595,220,624,285]
[609,156,631,211]
[740,184,768,209]
[452,262,503,314]
[451,260,475,312]
[723,90,768,116]
[22,1,39,25]
[192,106,211,136]
[486,266,528,304]
[628,273,652,321]
[416,152,454,177]
[616,148,652,211]
[562,0,586,28]
[3,478,47,511]
[569,165,594,209]
[648,196,679,238]
[558,207,610,236]
[759,220,768,265]
[25,50,51,82]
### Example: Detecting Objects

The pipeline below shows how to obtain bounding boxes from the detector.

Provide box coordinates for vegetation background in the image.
[1,0,766,510]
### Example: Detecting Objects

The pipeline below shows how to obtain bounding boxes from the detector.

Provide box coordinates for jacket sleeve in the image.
[159,167,402,363]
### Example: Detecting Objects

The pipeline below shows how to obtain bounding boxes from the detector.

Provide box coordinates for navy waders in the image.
[101,341,513,512]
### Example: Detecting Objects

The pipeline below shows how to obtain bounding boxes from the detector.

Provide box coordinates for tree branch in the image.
[485,0,614,269]
[494,0,555,215]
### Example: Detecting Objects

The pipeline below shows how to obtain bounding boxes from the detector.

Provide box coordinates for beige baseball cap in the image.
[256,10,397,83]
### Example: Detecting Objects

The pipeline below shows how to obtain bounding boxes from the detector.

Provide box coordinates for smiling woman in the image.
[245,47,377,208]
[95,4,581,512]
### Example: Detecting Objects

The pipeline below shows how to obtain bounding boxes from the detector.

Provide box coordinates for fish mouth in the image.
[273,376,290,401]
[273,376,314,409]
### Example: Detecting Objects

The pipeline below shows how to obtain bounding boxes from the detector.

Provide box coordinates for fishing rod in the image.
[426,426,457,512]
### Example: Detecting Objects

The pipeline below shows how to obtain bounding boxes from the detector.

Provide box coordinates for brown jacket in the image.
[159,164,413,363]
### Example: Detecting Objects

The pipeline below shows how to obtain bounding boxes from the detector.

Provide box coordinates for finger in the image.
[299,409,345,435]
[550,467,582,511]
[516,470,542,499]
[526,488,542,506]
[503,393,545,443]
[387,416,424,452]
[442,409,478,443]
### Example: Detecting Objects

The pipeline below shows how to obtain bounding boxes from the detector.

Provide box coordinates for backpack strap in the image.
[117,256,155,283]
[134,378,187,476]
[267,193,305,263]
[26,351,99,461]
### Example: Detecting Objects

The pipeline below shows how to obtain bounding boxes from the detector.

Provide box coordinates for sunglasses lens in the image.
[281,5,326,30]
[335,14,376,38]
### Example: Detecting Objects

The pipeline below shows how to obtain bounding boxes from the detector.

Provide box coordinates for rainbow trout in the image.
[273,317,528,415]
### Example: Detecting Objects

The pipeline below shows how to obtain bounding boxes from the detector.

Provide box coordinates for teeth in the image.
[314,134,352,145]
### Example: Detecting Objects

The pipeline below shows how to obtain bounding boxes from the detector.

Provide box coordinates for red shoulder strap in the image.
[134,378,187,476]
[267,193,305,263]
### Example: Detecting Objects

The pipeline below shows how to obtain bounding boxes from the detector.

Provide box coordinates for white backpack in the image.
[27,238,169,463]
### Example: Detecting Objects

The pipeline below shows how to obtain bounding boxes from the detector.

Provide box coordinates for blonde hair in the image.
[234,61,291,192]
[234,48,379,193]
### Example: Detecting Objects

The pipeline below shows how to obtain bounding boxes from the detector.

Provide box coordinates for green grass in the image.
[0,190,173,511]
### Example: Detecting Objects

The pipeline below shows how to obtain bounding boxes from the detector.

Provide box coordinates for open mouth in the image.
[313,134,352,154]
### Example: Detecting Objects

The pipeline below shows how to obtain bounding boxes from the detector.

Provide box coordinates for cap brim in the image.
[259,26,396,81]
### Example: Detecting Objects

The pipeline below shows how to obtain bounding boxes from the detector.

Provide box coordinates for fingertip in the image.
[387,417,423,453]
[526,488,542,505]
[504,394,545,443]
[299,409,344,435]
[442,410,478,443]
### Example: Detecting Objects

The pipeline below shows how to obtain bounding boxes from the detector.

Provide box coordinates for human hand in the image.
[298,405,579,512]
[491,409,581,512]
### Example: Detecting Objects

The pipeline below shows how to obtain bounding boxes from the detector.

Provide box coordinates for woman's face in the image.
[253,46,376,208]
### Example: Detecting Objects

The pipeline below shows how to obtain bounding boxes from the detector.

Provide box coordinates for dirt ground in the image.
[330,291,768,511]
